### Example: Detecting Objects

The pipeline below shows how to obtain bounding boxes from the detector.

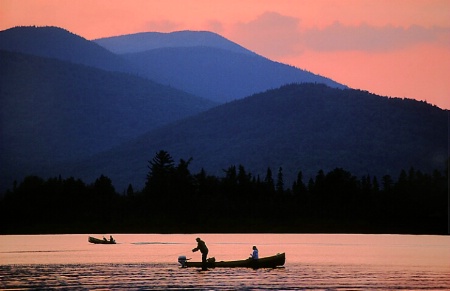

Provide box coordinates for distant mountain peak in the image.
[1,25,87,45]
[94,30,256,55]
[3,25,73,33]
[0,25,130,72]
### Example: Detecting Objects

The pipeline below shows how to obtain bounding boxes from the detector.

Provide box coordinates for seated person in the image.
[250,246,258,259]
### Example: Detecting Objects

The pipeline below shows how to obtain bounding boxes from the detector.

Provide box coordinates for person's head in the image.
[196,237,201,242]
[253,246,257,250]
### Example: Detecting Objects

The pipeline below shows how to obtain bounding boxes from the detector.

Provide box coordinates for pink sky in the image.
[1,0,449,109]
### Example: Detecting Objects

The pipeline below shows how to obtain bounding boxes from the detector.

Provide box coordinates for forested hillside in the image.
[0,50,216,191]
[0,26,130,72]
[59,83,448,193]
[123,46,345,103]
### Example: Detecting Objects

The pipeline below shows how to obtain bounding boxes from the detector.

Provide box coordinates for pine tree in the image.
[144,150,175,196]
[293,170,307,196]
[276,167,284,194]
[264,167,275,194]
[126,184,134,196]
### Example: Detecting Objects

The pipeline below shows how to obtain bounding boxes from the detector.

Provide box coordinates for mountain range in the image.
[95,31,346,103]
[0,26,448,193]
[0,49,215,189]
[59,83,449,192]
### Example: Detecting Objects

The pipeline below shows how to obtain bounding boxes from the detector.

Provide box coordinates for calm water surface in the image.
[1,234,449,290]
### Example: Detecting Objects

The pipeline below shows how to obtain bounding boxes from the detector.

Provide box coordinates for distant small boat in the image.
[178,253,285,269]
[88,236,116,244]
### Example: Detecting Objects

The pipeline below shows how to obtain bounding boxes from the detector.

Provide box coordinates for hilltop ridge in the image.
[59,83,448,192]
[94,30,256,55]
[0,26,129,72]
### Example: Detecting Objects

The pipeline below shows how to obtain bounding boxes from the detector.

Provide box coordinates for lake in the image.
[1,234,449,290]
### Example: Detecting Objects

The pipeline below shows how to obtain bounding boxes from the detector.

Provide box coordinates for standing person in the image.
[250,246,259,259]
[192,237,209,270]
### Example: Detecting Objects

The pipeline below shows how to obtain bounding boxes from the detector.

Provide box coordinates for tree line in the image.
[1,150,448,234]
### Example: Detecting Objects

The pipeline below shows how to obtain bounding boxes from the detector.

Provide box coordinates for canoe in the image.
[88,236,116,244]
[178,253,285,269]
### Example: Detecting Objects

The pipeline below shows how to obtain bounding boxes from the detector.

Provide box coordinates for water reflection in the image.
[1,234,449,290]
[2,262,449,290]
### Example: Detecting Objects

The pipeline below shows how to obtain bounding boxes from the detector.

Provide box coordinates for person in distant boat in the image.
[109,235,115,243]
[192,237,209,270]
[103,236,107,242]
[250,246,259,259]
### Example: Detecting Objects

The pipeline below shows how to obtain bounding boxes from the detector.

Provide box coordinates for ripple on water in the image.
[1,263,449,290]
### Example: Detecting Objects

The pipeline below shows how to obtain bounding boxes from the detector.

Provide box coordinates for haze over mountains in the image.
[0,26,448,193]
[95,31,346,103]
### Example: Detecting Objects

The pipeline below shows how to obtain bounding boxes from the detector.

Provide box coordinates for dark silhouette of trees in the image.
[126,184,134,196]
[173,158,195,198]
[276,167,284,194]
[263,167,275,195]
[0,174,121,233]
[292,170,307,197]
[93,175,116,198]
[222,165,238,195]
[237,165,252,196]
[0,151,447,235]
[144,150,176,196]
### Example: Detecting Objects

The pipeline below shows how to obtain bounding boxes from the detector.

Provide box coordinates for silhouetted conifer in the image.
[276,167,284,194]
[292,170,307,196]
[144,150,175,196]
[264,167,275,195]
[126,184,134,196]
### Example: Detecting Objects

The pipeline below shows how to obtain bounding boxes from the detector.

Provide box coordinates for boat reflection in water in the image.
[178,252,285,269]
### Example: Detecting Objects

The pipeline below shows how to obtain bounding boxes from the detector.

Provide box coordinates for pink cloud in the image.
[302,22,450,52]
[228,11,450,59]
[230,11,303,58]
